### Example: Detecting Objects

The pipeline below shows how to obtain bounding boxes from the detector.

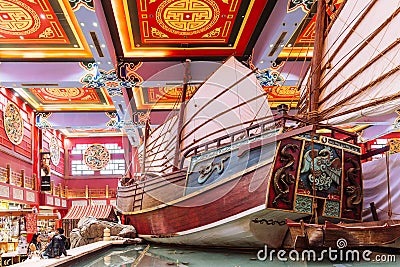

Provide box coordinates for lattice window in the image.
[70,143,125,176]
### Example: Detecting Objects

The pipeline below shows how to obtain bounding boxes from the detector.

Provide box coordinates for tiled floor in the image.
[11,240,123,267]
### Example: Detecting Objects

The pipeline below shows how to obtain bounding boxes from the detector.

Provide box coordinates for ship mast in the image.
[173,59,191,171]
[309,0,326,123]
[140,119,150,175]
[309,0,327,224]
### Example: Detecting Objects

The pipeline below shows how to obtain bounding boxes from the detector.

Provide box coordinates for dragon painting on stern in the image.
[267,133,363,222]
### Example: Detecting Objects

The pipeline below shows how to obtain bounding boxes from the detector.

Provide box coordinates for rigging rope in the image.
[316,0,400,122]
[141,83,183,175]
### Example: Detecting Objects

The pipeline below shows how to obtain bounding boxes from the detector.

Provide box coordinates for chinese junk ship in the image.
[117,0,400,248]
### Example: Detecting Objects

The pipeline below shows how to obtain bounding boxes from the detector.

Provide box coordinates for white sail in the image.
[141,113,178,174]
[181,56,272,154]
[316,0,400,125]
[142,57,272,174]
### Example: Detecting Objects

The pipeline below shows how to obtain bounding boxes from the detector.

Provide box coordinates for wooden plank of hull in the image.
[123,160,310,248]
[324,220,400,247]
[124,163,272,235]
[287,219,400,249]
[117,170,187,212]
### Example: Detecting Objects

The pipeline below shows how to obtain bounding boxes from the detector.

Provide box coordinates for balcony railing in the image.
[0,164,115,200]
[0,165,36,190]
[45,181,116,199]
[65,187,117,199]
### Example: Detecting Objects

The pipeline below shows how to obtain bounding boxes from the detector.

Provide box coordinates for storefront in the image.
[0,208,31,254]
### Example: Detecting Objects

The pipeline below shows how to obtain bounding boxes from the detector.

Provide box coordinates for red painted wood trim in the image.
[125,164,271,235]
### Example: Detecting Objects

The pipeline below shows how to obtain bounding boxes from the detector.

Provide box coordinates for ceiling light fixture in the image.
[93,22,98,27]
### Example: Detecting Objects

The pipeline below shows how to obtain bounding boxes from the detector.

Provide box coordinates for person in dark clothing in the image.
[42,232,67,259]
[56,228,70,251]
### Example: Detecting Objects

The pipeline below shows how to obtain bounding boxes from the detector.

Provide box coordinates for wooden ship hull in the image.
[287,219,400,249]
[325,220,400,248]
[117,121,363,248]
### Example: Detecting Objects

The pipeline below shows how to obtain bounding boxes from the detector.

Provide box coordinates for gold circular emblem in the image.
[83,144,110,170]
[0,0,41,35]
[42,88,85,99]
[156,0,220,35]
[50,136,60,166]
[3,102,24,145]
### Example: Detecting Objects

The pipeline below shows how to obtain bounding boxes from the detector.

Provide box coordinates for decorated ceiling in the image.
[102,0,275,61]
[0,0,92,60]
[0,0,357,141]
[14,87,114,111]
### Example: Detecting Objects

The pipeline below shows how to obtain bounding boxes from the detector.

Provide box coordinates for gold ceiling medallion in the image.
[156,0,219,35]
[83,144,110,170]
[50,135,60,166]
[3,102,24,145]
[0,0,41,36]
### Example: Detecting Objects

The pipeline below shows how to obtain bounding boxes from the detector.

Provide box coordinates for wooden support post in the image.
[50,180,54,195]
[21,169,25,188]
[370,202,379,221]
[32,174,36,190]
[6,164,10,184]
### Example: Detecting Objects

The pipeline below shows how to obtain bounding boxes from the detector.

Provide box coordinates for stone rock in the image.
[118,225,137,238]
[69,217,139,248]
[70,228,89,249]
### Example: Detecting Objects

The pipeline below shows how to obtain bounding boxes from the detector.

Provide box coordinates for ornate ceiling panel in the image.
[14,88,115,111]
[102,0,277,61]
[0,0,92,60]
[277,0,344,60]
[133,84,199,110]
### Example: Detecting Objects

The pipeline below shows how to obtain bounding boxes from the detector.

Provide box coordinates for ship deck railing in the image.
[181,113,359,167]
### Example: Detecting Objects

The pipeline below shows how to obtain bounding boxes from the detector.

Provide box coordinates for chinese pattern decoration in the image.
[83,144,110,170]
[50,135,60,166]
[3,102,24,145]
